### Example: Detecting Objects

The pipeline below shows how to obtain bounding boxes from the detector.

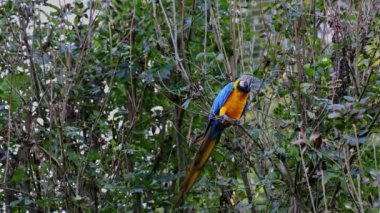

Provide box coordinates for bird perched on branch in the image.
[173,74,254,206]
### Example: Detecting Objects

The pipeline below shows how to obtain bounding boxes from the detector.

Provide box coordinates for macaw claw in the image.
[222,115,241,126]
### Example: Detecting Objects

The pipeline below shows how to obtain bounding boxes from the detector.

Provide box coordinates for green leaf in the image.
[182,99,191,109]
[88,149,101,161]
[24,198,34,205]
[323,170,339,184]
[11,166,26,183]
[300,83,312,94]
[10,199,22,207]
[343,96,355,102]
[158,64,173,79]
[307,111,315,119]
[303,64,314,77]
[344,135,368,145]
[0,73,27,110]
[328,112,342,119]
[328,104,345,111]
[250,128,260,140]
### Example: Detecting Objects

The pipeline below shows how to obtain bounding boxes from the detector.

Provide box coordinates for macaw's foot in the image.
[222,115,241,126]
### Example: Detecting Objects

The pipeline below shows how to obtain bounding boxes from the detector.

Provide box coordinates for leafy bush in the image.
[0,0,379,212]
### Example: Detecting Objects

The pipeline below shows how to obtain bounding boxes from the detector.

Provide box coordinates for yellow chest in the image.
[223,88,249,119]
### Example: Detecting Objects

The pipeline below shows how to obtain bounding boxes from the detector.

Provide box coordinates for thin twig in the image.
[320,164,329,213]
[158,0,189,82]
[299,146,317,213]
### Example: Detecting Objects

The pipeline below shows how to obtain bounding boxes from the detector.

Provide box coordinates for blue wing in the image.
[208,82,234,121]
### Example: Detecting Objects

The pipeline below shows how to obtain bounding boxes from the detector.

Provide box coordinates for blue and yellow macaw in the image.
[173,74,253,205]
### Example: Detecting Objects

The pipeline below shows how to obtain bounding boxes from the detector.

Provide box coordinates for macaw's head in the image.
[237,74,253,93]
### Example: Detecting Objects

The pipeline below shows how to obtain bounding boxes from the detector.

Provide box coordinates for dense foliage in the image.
[1,0,380,212]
